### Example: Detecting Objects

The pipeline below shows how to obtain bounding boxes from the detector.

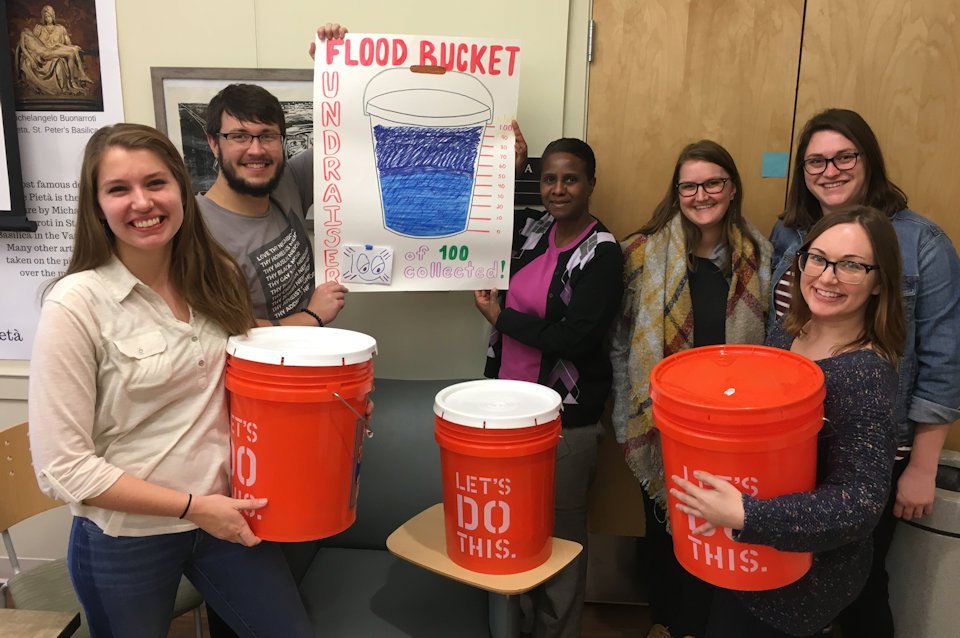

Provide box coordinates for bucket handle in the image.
[334,392,374,438]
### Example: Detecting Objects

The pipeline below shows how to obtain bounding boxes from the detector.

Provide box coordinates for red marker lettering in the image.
[322,157,341,181]
[322,183,343,204]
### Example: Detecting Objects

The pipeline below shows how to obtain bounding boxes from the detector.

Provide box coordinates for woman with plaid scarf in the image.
[609,140,772,638]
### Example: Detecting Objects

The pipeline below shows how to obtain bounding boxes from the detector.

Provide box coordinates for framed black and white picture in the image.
[0,4,33,232]
[151,67,312,194]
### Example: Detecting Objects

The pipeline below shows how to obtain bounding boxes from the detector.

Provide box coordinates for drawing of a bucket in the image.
[363,67,494,238]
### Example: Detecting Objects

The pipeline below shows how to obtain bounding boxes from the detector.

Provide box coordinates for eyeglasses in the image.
[676,178,729,197]
[797,251,878,284]
[802,152,861,175]
[218,132,285,147]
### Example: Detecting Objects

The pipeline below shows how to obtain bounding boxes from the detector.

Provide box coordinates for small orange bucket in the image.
[651,345,825,590]
[434,380,562,574]
[225,326,377,542]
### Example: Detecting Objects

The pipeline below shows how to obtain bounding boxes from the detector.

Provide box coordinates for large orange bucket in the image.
[650,345,825,591]
[225,326,377,542]
[434,380,563,574]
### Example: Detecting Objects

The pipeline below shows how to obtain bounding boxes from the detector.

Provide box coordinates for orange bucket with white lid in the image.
[434,379,563,574]
[651,344,825,590]
[225,326,377,541]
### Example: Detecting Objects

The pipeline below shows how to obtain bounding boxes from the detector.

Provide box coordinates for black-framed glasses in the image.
[802,152,861,175]
[218,132,285,147]
[797,251,878,284]
[676,178,729,197]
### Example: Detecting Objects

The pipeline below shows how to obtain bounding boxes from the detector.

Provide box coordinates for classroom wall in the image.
[0,0,591,570]
[3,0,958,569]
[119,0,580,380]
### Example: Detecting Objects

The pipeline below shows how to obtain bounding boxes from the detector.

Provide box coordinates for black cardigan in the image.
[484,209,624,427]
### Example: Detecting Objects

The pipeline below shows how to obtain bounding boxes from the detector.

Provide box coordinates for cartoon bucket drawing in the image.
[363,67,494,238]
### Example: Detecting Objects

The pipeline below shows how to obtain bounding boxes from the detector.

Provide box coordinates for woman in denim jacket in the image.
[768,108,960,638]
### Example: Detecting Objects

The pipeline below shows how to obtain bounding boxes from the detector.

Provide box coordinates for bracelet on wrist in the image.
[302,309,324,327]
[178,493,193,519]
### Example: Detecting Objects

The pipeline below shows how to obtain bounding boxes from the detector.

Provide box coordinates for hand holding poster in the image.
[314,34,520,291]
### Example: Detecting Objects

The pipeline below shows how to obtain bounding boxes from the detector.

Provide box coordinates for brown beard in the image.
[217,143,286,197]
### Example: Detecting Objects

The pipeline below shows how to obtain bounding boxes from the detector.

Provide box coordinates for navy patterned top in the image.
[484,209,623,427]
[733,322,898,636]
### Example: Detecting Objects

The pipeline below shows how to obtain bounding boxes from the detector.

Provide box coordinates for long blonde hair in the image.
[58,123,254,335]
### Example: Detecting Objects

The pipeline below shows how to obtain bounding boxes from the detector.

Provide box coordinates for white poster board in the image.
[314,33,520,292]
[0,0,123,359]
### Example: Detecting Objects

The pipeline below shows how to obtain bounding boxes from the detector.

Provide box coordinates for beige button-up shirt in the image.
[29,257,231,537]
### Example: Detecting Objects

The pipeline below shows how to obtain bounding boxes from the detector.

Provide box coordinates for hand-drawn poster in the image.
[314,33,520,292]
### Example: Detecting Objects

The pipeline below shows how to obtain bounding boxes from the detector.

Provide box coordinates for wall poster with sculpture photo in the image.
[151,67,313,194]
[0,4,31,231]
[6,0,104,111]
[0,0,122,360]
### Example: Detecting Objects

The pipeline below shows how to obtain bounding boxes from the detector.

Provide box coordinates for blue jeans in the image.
[67,517,312,638]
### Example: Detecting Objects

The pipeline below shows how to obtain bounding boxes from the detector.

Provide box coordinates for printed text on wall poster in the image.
[314,34,520,292]
[0,0,123,359]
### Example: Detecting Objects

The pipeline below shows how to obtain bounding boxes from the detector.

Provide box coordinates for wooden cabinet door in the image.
[586,0,804,239]
[585,0,805,536]
[797,0,960,448]
[796,0,960,247]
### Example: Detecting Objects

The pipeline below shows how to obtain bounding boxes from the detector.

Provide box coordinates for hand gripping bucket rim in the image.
[650,345,825,591]
[226,326,376,542]
[434,380,562,574]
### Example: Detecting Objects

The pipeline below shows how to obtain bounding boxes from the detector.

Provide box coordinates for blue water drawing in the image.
[372,125,484,237]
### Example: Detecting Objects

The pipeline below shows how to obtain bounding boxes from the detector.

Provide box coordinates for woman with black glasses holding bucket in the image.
[610,139,772,638]
[673,205,906,638]
[768,108,960,638]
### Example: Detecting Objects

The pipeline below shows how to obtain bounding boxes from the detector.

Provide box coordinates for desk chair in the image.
[1,422,204,638]
[387,503,583,638]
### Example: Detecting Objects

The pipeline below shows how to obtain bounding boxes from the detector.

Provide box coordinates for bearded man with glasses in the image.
[198,80,348,329]
[197,25,351,638]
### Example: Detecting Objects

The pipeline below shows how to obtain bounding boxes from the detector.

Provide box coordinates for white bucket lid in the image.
[227,326,377,366]
[434,380,562,429]
[363,67,494,127]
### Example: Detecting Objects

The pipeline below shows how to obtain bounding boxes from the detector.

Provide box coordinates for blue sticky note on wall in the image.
[761,152,789,178]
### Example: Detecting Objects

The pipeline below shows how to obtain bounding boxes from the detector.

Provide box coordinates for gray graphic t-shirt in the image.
[199,152,315,320]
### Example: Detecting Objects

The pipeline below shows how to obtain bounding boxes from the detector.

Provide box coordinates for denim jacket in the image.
[769,209,960,447]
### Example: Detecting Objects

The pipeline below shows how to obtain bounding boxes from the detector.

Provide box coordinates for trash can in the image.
[888,449,960,637]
